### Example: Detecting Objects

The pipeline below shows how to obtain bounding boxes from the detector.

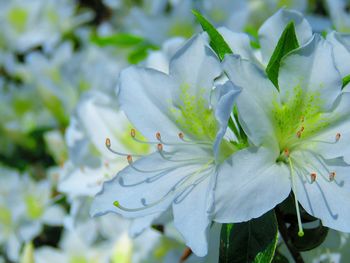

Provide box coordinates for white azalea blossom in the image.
[219,31,350,236]
[91,35,241,256]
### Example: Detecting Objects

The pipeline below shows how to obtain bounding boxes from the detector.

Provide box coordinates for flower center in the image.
[273,86,330,158]
[170,84,218,141]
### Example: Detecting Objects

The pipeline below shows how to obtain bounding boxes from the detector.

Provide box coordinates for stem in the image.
[275,208,305,263]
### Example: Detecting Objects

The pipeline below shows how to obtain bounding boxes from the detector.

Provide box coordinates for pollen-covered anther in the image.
[284,148,290,157]
[310,172,317,183]
[105,138,111,147]
[296,131,302,138]
[156,132,161,141]
[329,172,336,181]
[300,126,305,132]
[157,143,163,151]
[178,132,184,139]
[336,133,341,142]
[130,129,136,138]
[127,155,133,164]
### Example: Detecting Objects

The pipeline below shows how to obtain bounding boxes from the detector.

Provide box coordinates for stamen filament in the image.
[105,138,143,157]
[288,157,304,237]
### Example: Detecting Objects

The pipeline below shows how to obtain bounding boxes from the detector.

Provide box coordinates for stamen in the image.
[310,172,317,183]
[178,132,184,140]
[300,126,305,132]
[288,157,304,237]
[336,133,341,142]
[284,148,290,158]
[130,129,136,138]
[127,155,133,164]
[301,116,305,122]
[156,132,161,141]
[296,131,302,138]
[106,138,143,157]
[329,172,336,181]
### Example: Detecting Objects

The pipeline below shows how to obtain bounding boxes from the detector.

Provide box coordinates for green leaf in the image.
[289,222,329,251]
[219,210,278,263]
[127,43,158,64]
[266,21,299,89]
[91,33,144,48]
[192,10,232,60]
[343,74,350,89]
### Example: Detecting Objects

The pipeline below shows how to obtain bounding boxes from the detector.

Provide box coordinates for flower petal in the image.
[327,31,350,78]
[278,34,342,111]
[312,92,350,164]
[118,66,180,141]
[213,81,241,157]
[91,151,209,219]
[172,172,215,257]
[294,154,350,232]
[214,147,291,223]
[223,55,279,148]
[169,35,221,108]
[258,9,312,65]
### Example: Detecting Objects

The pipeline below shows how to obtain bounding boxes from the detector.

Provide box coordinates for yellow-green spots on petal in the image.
[273,86,330,153]
[0,206,12,226]
[171,84,217,140]
[168,21,195,39]
[7,7,28,33]
[25,195,44,219]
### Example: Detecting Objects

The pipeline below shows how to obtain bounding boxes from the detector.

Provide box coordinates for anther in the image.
[336,133,341,142]
[300,126,305,132]
[329,172,336,181]
[157,143,163,151]
[310,172,317,183]
[296,131,302,138]
[127,155,133,164]
[284,148,290,157]
[301,116,305,122]
[178,132,184,139]
[156,132,161,141]
[106,138,111,147]
[130,129,136,138]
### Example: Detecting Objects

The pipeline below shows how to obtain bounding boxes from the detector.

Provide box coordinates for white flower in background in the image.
[0,167,65,261]
[0,0,92,53]
[124,0,198,45]
[325,0,350,33]
[91,35,242,256]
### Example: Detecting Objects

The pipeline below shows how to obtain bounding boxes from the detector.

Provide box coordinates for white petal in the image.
[42,205,65,226]
[213,81,241,157]
[278,34,342,111]
[214,147,291,223]
[169,35,221,108]
[223,55,279,148]
[258,9,312,65]
[172,173,215,257]
[218,27,257,62]
[118,66,180,141]
[312,92,350,163]
[91,151,209,218]
[294,154,350,232]
[327,31,350,78]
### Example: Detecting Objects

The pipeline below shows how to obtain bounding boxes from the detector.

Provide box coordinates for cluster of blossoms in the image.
[1,0,350,262]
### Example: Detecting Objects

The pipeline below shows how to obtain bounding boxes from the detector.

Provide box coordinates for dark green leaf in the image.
[219,210,278,263]
[91,33,144,48]
[192,10,232,60]
[266,22,299,89]
[342,74,350,89]
[289,222,329,251]
[271,251,289,263]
